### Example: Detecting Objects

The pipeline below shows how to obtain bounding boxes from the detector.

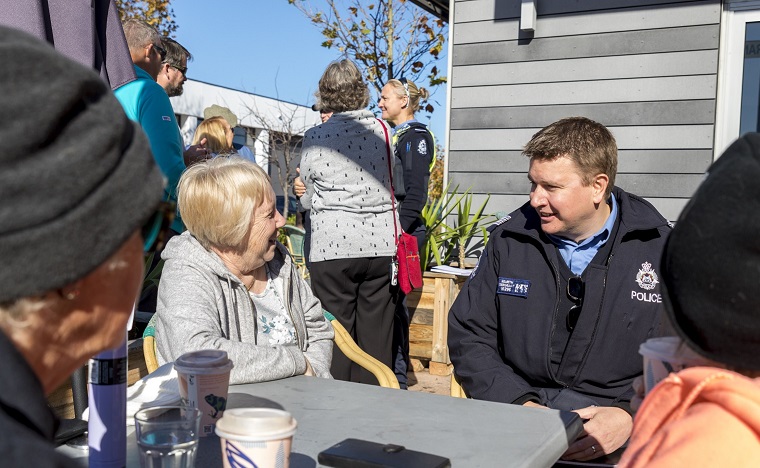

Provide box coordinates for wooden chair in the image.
[450,372,467,398]
[323,310,400,389]
[143,311,400,389]
[280,225,309,279]
[143,313,160,374]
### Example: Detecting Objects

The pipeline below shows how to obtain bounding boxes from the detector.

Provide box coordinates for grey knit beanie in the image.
[0,26,164,302]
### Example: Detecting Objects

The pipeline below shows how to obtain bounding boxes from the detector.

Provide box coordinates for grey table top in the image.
[61,375,582,467]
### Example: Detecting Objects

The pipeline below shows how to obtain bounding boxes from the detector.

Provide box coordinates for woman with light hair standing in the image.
[190,116,235,160]
[378,77,435,388]
[155,157,334,384]
[299,59,399,385]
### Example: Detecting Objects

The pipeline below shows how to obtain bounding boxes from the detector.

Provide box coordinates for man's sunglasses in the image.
[152,43,167,61]
[141,201,176,253]
[167,62,187,76]
[566,276,585,331]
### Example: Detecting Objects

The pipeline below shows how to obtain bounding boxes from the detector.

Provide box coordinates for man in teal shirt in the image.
[115,19,186,232]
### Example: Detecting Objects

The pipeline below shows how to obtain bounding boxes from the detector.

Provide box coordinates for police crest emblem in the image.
[418,139,427,155]
[635,262,659,290]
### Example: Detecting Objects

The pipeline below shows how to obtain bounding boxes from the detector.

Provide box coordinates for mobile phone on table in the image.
[318,438,451,468]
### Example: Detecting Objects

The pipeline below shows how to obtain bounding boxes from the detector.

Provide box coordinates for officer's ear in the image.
[591,173,609,204]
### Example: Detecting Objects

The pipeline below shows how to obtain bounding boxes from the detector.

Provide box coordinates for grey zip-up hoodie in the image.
[155,232,333,384]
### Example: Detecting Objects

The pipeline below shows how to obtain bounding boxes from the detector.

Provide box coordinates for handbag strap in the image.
[377,118,399,248]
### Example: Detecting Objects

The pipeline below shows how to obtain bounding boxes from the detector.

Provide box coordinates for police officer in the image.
[379,78,435,388]
[449,117,671,462]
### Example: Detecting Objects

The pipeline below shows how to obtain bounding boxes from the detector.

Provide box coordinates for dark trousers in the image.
[392,223,427,389]
[309,256,398,385]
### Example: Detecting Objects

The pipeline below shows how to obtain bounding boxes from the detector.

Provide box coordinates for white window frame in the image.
[715,2,760,157]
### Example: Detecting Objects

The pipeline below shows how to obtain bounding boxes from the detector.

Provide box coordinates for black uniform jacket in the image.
[0,330,79,467]
[394,121,434,233]
[448,187,671,410]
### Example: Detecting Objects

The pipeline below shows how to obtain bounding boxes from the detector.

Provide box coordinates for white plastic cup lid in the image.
[215,408,297,441]
[174,349,233,375]
[639,337,709,366]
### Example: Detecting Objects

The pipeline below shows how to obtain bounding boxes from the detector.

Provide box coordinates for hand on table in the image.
[562,405,632,461]
[522,401,548,409]
[184,138,209,166]
[293,168,306,198]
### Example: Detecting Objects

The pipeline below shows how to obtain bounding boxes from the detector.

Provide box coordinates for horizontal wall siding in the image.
[452,76,716,107]
[449,150,713,174]
[453,25,719,66]
[455,0,702,23]
[452,101,716,129]
[448,0,721,222]
[452,51,717,87]
[454,1,719,44]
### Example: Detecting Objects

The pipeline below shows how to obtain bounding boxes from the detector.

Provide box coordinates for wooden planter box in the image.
[407,271,466,376]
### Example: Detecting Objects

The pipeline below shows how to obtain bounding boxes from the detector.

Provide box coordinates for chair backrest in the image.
[323,310,400,389]
[450,373,467,398]
[281,225,306,260]
[143,314,160,374]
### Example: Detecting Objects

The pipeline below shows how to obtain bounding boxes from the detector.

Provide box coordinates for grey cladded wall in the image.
[448,0,721,221]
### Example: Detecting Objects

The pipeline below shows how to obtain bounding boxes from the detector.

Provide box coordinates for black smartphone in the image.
[318,438,451,468]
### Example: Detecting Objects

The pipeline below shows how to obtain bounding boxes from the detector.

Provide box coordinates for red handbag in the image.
[379,119,423,294]
[396,231,423,294]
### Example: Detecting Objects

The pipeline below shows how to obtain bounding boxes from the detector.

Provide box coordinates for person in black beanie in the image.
[0,26,163,466]
[620,133,760,467]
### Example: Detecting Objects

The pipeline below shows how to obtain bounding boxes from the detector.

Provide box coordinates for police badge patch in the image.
[418,139,427,155]
[635,262,659,290]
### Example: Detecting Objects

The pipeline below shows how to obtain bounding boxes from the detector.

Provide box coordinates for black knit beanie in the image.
[0,26,163,303]
[662,132,760,371]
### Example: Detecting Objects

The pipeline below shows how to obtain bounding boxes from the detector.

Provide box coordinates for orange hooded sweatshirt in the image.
[619,367,760,467]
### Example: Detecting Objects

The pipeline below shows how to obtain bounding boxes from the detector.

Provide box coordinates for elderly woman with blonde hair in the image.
[155,157,333,384]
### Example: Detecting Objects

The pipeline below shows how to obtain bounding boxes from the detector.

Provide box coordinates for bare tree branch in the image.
[241,97,315,220]
[288,0,447,114]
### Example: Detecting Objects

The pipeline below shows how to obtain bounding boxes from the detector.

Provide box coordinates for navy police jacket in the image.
[448,187,671,410]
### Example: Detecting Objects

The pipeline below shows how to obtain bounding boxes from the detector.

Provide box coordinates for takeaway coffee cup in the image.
[173,350,234,437]
[215,408,297,468]
[639,336,712,394]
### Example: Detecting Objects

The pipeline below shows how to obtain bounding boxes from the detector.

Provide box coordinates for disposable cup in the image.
[639,336,713,394]
[215,408,297,468]
[173,350,234,437]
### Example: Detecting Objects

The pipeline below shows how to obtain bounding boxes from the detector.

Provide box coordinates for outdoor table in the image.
[60,375,582,467]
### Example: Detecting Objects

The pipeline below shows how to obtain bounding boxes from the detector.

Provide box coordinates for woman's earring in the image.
[59,288,80,301]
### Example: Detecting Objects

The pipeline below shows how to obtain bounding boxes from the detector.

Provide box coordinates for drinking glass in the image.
[134,406,202,468]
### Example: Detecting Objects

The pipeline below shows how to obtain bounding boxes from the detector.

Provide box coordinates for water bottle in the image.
[88,333,128,468]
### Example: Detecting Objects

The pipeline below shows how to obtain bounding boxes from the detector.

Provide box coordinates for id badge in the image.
[390,258,399,286]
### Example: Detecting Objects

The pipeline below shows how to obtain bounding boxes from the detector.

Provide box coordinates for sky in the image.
[171,1,448,147]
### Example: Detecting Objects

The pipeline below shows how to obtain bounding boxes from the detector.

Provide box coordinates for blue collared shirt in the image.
[548,193,618,276]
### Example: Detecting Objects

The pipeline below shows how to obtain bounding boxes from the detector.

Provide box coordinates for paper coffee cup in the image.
[639,337,712,394]
[174,350,234,437]
[215,408,297,468]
